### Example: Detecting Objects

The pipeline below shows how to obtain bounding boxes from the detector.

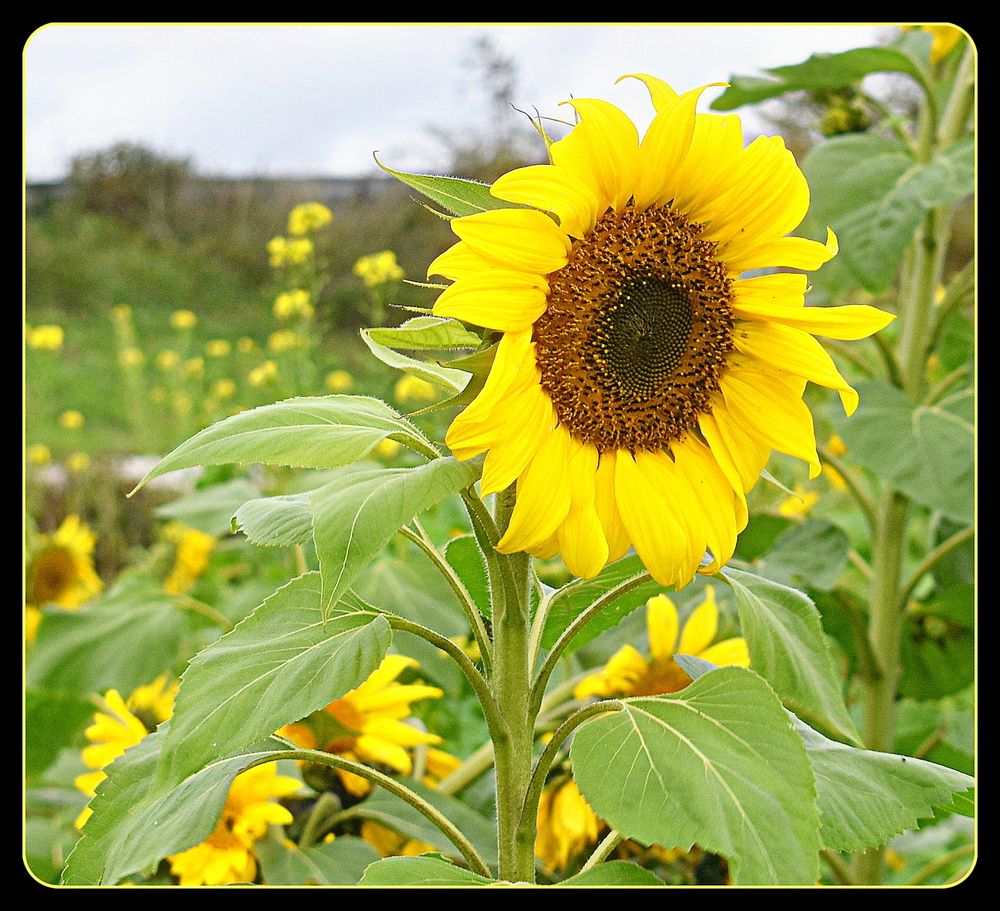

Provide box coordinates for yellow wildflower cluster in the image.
[58,410,85,430]
[118,347,145,368]
[163,523,216,595]
[66,452,91,473]
[394,374,437,404]
[287,201,333,236]
[110,305,132,325]
[324,369,354,393]
[353,250,404,287]
[170,309,198,330]
[237,337,257,354]
[778,484,820,520]
[205,339,232,358]
[267,329,305,354]
[27,324,64,351]
[27,444,52,466]
[212,378,237,400]
[156,349,181,371]
[267,236,313,268]
[248,360,279,387]
[273,289,314,320]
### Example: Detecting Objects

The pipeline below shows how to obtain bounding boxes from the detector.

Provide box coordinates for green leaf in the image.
[711,46,928,110]
[347,778,498,868]
[255,833,380,885]
[25,689,93,778]
[367,316,483,350]
[840,381,973,523]
[720,567,862,746]
[757,518,850,592]
[571,667,820,885]
[27,574,192,695]
[359,855,493,886]
[375,156,520,217]
[556,861,664,886]
[791,716,973,853]
[155,477,260,537]
[63,730,290,885]
[360,328,471,393]
[899,622,974,700]
[445,535,491,619]
[233,492,313,546]
[311,458,481,617]
[937,311,974,372]
[132,396,434,492]
[155,573,390,787]
[541,554,660,653]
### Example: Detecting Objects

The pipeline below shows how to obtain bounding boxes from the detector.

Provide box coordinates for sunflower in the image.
[163,522,216,595]
[26,515,103,610]
[574,586,748,699]
[535,775,600,873]
[427,75,893,588]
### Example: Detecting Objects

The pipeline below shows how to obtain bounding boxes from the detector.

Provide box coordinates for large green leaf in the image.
[255,833,379,885]
[541,555,660,653]
[899,623,974,700]
[895,695,973,777]
[233,492,313,546]
[720,567,861,746]
[571,667,820,885]
[27,574,192,695]
[25,689,93,779]
[366,316,483,350]
[712,46,928,111]
[756,518,850,592]
[375,157,519,217]
[840,381,973,523]
[792,716,973,852]
[359,855,493,886]
[557,862,664,886]
[63,730,291,885]
[360,328,471,393]
[346,778,498,868]
[155,573,390,787]
[132,396,434,492]
[155,477,260,537]
[311,458,481,617]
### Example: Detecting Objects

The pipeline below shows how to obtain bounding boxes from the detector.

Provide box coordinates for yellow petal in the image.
[617,73,679,112]
[497,425,574,554]
[551,98,640,213]
[352,683,443,715]
[453,208,570,275]
[353,734,413,774]
[699,636,750,668]
[696,411,745,499]
[733,272,808,307]
[351,655,418,698]
[726,227,839,274]
[491,164,601,238]
[645,593,680,662]
[361,717,442,748]
[480,386,555,495]
[678,586,719,656]
[433,270,549,332]
[426,240,495,280]
[702,398,772,492]
[671,112,745,215]
[734,297,897,341]
[735,321,860,415]
[574,644,648,699]
[594,450,632,562]
[556,443,609,579]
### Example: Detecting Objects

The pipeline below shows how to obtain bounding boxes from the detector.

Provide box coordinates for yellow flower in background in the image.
[778,484,820,519]
[248,360,279,387]
[110,305,132,325]
[118,347,145,368]
[285,238,313,265]
[321,655,444,797]
[237,336,257,354]
[27,444,52,466]
[325,369,354,393]
[903,24,964,63]
[73,676,178,828]
[167,764,301,885]
[66,452,91,473]
[163,523,216,595]
[212,378,237,400]
[27,324,64,351]
[360,820,436,859]
[422,747,462,787]
[827,432,847,457]
[822,432,848,491]
[288,201,333,236]
[183,356,205,379]
[353,250,405,287]
[394,374,438,404]
[426,74,893,588]
[156,349,181,371]
[575,587,748,699]
[267,329,303,354]
[273,289,314,320]
[205,339,232,358]
[170,309,198,330]
[374,438,402,459]
[171,393,193,416]
[58,410,85,430]
[150,386,168,404]
[267,236,289,267]
[26,515,103,610]
[25,606,42,643]
[536,776,600,873]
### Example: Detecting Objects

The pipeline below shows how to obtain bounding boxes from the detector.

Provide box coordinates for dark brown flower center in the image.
[532,204,734,453]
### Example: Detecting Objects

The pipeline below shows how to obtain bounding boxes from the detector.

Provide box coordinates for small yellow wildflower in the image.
[353,250,404,287]
[27,444,52,465]
[285,238,313,264]
[205,339,232,358]
[156,349,181,371]
[827,433,847,457]
[374,438,401,459]
[273,289,314,320]
[26,515,103,610]
[394,374,437,404]
[360,820,436,859]
[27,325,64,351]
[535,777,600,873]
[170,309,198,330]
[110,305,132,325]
[822,434,848,491]
[267,329,303,354]
[66,452,91,473]
[183,357,205,379]
[884,848,907,872]
[163,523,216,595]
[248,360,279,387]
[778,484,820,519]
[237,337,257,354]
[576,588,749,699]
[58,410,85,430]
[167,764,300,885]
[325,369,354,393]
[118,347,145,368]
[288,201,333,236]
[422,747,462,788]
[212,378,237,400]
[266,236,288,267]
[171,393,193,416]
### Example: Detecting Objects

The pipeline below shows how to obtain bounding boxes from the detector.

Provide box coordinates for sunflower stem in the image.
[579,829,624,873]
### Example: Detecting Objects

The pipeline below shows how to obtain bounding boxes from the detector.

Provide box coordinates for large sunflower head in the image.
[428,75,893,588]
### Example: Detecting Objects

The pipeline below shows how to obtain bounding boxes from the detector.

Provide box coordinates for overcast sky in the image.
[25,23,891,182]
